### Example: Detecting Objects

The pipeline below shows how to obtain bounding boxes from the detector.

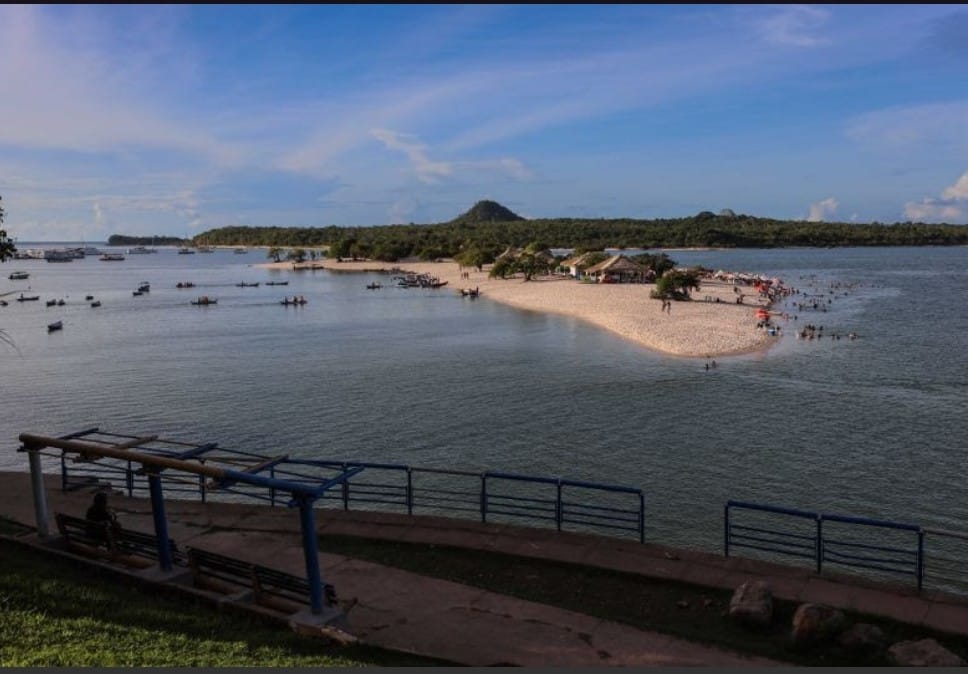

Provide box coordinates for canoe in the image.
[48,321,63,332]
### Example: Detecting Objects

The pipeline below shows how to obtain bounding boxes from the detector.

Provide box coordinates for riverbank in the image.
[260,258,775,358]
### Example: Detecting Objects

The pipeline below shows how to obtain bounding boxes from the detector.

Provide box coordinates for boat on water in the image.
[191,296,217,305]
[85,295,94,301]
[177,247,196,255]
[366,282,382,290]
[8,271,29,280]
[176,282,196,288]
[17,294,40,302]
[197,246,214,253]
[138,282,150,293]
[100,253,125,261]
[79,246,103,256]
[45,249,75,263]
[281,296,307,305]
[132,290,143,296]
[47,321,63,332]
[46,299,57,307]
[13,248,45,260]
[90,301,101,308]
[233,248,248,254]
[459,287,481,298]
[127,245,157,254]
[265,281,289,286]
[236,282,260,288]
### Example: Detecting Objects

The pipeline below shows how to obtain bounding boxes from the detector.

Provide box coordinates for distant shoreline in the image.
[259,258,776,359]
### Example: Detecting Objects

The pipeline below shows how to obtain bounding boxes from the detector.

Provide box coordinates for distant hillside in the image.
[450,200,525,225]
[108,235,187,246]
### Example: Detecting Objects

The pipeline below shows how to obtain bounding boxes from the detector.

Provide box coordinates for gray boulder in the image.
[837,622,886,657]
[791,603,846,647]
[728,580,773,628]
[888,638,965,667]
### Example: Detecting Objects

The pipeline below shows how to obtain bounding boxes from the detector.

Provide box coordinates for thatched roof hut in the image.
[584,255,649,283]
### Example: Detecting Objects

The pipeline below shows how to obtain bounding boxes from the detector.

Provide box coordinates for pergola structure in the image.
[18,428,363,617]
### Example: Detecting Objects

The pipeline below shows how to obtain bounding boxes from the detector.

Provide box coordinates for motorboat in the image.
[265,281,289,286]
[177,247,196,255]
[90,301,101,308]
[366,282,382,290]
[100,253,125,261]
[176,282,196,288]
[17,294,40,302]
[233,248,248,254]
[236,282,260,288]
[138,282,151,293]
[48,321,63,332]
[191,296,217,305]
[280,296,307,305]
[127,246,157,254]
[8,271,29,280]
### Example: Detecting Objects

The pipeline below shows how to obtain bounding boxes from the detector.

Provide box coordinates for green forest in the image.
[176,201,966,263]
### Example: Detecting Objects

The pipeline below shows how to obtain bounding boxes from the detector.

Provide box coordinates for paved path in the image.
[4,469,967,665]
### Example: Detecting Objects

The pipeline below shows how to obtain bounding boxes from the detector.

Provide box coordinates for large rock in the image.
[791,603,846,647]
[837,622,886,657]
[728,580,773,628]
[888,638,965,667]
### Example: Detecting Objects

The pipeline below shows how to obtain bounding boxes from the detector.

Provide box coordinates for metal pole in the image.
[297,497,324,614]
[341,463,349,511]
[27,450,51,539]
[816,516,823,575]
[638,492,645,544]
[60,453,67,492]
[147,473,173,572]
[406,468,413,516]
[917,530,925,591]
[555,481,562,532]
[480,474,487,523]
[126,461,134,497]
[724,503,730,557]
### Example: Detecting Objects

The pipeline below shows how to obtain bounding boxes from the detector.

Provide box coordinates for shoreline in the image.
[259,258,777,359]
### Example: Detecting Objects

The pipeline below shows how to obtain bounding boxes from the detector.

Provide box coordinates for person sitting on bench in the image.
[85,492,121,548]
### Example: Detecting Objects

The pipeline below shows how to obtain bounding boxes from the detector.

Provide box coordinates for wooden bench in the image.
[54,512,184,568]
[186,546,336,612]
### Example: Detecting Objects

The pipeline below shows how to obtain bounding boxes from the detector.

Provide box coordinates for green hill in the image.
[450,200,525,225]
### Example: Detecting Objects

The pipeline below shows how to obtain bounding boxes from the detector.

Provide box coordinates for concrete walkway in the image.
[4,470,967,666]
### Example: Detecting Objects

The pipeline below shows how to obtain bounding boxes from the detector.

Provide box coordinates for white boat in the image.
[233,248,248,254]
[80,246,103,256]
[44,249,75,263]
[127,245,157,254]
[8,271,29,280]
[100,253,125,261]
[177,247,196,255]
[197,246,214,253]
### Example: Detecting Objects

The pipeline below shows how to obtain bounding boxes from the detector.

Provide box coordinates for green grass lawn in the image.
[0,537,454,667]
[318,533,968,667]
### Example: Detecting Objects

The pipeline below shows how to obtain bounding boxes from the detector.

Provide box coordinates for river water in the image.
[2,244,966,557]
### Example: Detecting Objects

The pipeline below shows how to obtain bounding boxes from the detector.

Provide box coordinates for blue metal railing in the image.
[725,500,924,590]
[57,442,646,544]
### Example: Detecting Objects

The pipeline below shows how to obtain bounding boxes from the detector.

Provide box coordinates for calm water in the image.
[2,245,966,553]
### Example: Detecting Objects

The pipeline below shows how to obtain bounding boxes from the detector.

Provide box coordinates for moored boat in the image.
[90,301,101,308]
[17,294,40,302]
[8,271,29,280]
[265,281,289,286]
[100,253,125,261]
[127,246,157,254]
[191,296,217,305]
[47,321,63,332]
[280,296,307,305]
[236,282,260,287]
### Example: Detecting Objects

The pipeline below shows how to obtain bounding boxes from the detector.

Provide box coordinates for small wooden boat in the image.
[191,296,217,306]
[99,253,125,261]
[85,295,94,301]
[0,300,8,307]
[57,299,65,306]
[138,282,151,293]
[236,282,260,288]
[460,287,481,298]
[16,295,40,302]
[280,297,307,306]
[265,281,289,286]
[90,301,101,308]
[48,321,63,332]
[366,283,382,290]
[46,299,57,307]
[8,271,29,280]
[133,290,143,296]
[176,282,196,289]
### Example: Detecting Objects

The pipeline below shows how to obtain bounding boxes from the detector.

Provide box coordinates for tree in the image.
[0,196,15,263]
[287,248,307,263]
[653,269,701,300]
[267,247,283,263]
[488,257,515,279]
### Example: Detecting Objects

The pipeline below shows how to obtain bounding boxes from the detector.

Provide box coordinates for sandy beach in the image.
[259,258,776,358]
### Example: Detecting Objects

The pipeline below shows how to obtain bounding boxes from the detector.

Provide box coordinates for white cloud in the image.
[846,102,968,151]
[941,172,968,200]
[904,171,968,223]
[755,5,831,47]
[372,129,453,184]
[807,197,838,222]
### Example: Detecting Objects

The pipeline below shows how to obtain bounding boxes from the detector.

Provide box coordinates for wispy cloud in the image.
[904,171,968,223]
[807,197,839,222]
[754,5,831,47]
[846,101,968,151]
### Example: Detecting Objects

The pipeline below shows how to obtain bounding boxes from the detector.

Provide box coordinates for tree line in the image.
[189,212,968,263]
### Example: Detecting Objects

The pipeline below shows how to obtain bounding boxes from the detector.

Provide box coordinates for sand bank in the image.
[259,258,775,358]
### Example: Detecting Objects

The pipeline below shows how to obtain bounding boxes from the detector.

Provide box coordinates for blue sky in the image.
[2,4,968,241]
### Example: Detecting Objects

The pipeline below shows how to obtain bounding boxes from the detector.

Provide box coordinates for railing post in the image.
[555,480,562,532]
[27,448,51,539]
[270,466,276,508]
[406,468,413,516]
[126,460,134,497]
[200,459,207,503]
[917,529,925,592]
[816,516,823,575]
[724,503,730,557]
[60,452,67,492]
[341,463,350,511]
[638,491,645,544]
[480,473,487,523]
[296,496,324,615]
